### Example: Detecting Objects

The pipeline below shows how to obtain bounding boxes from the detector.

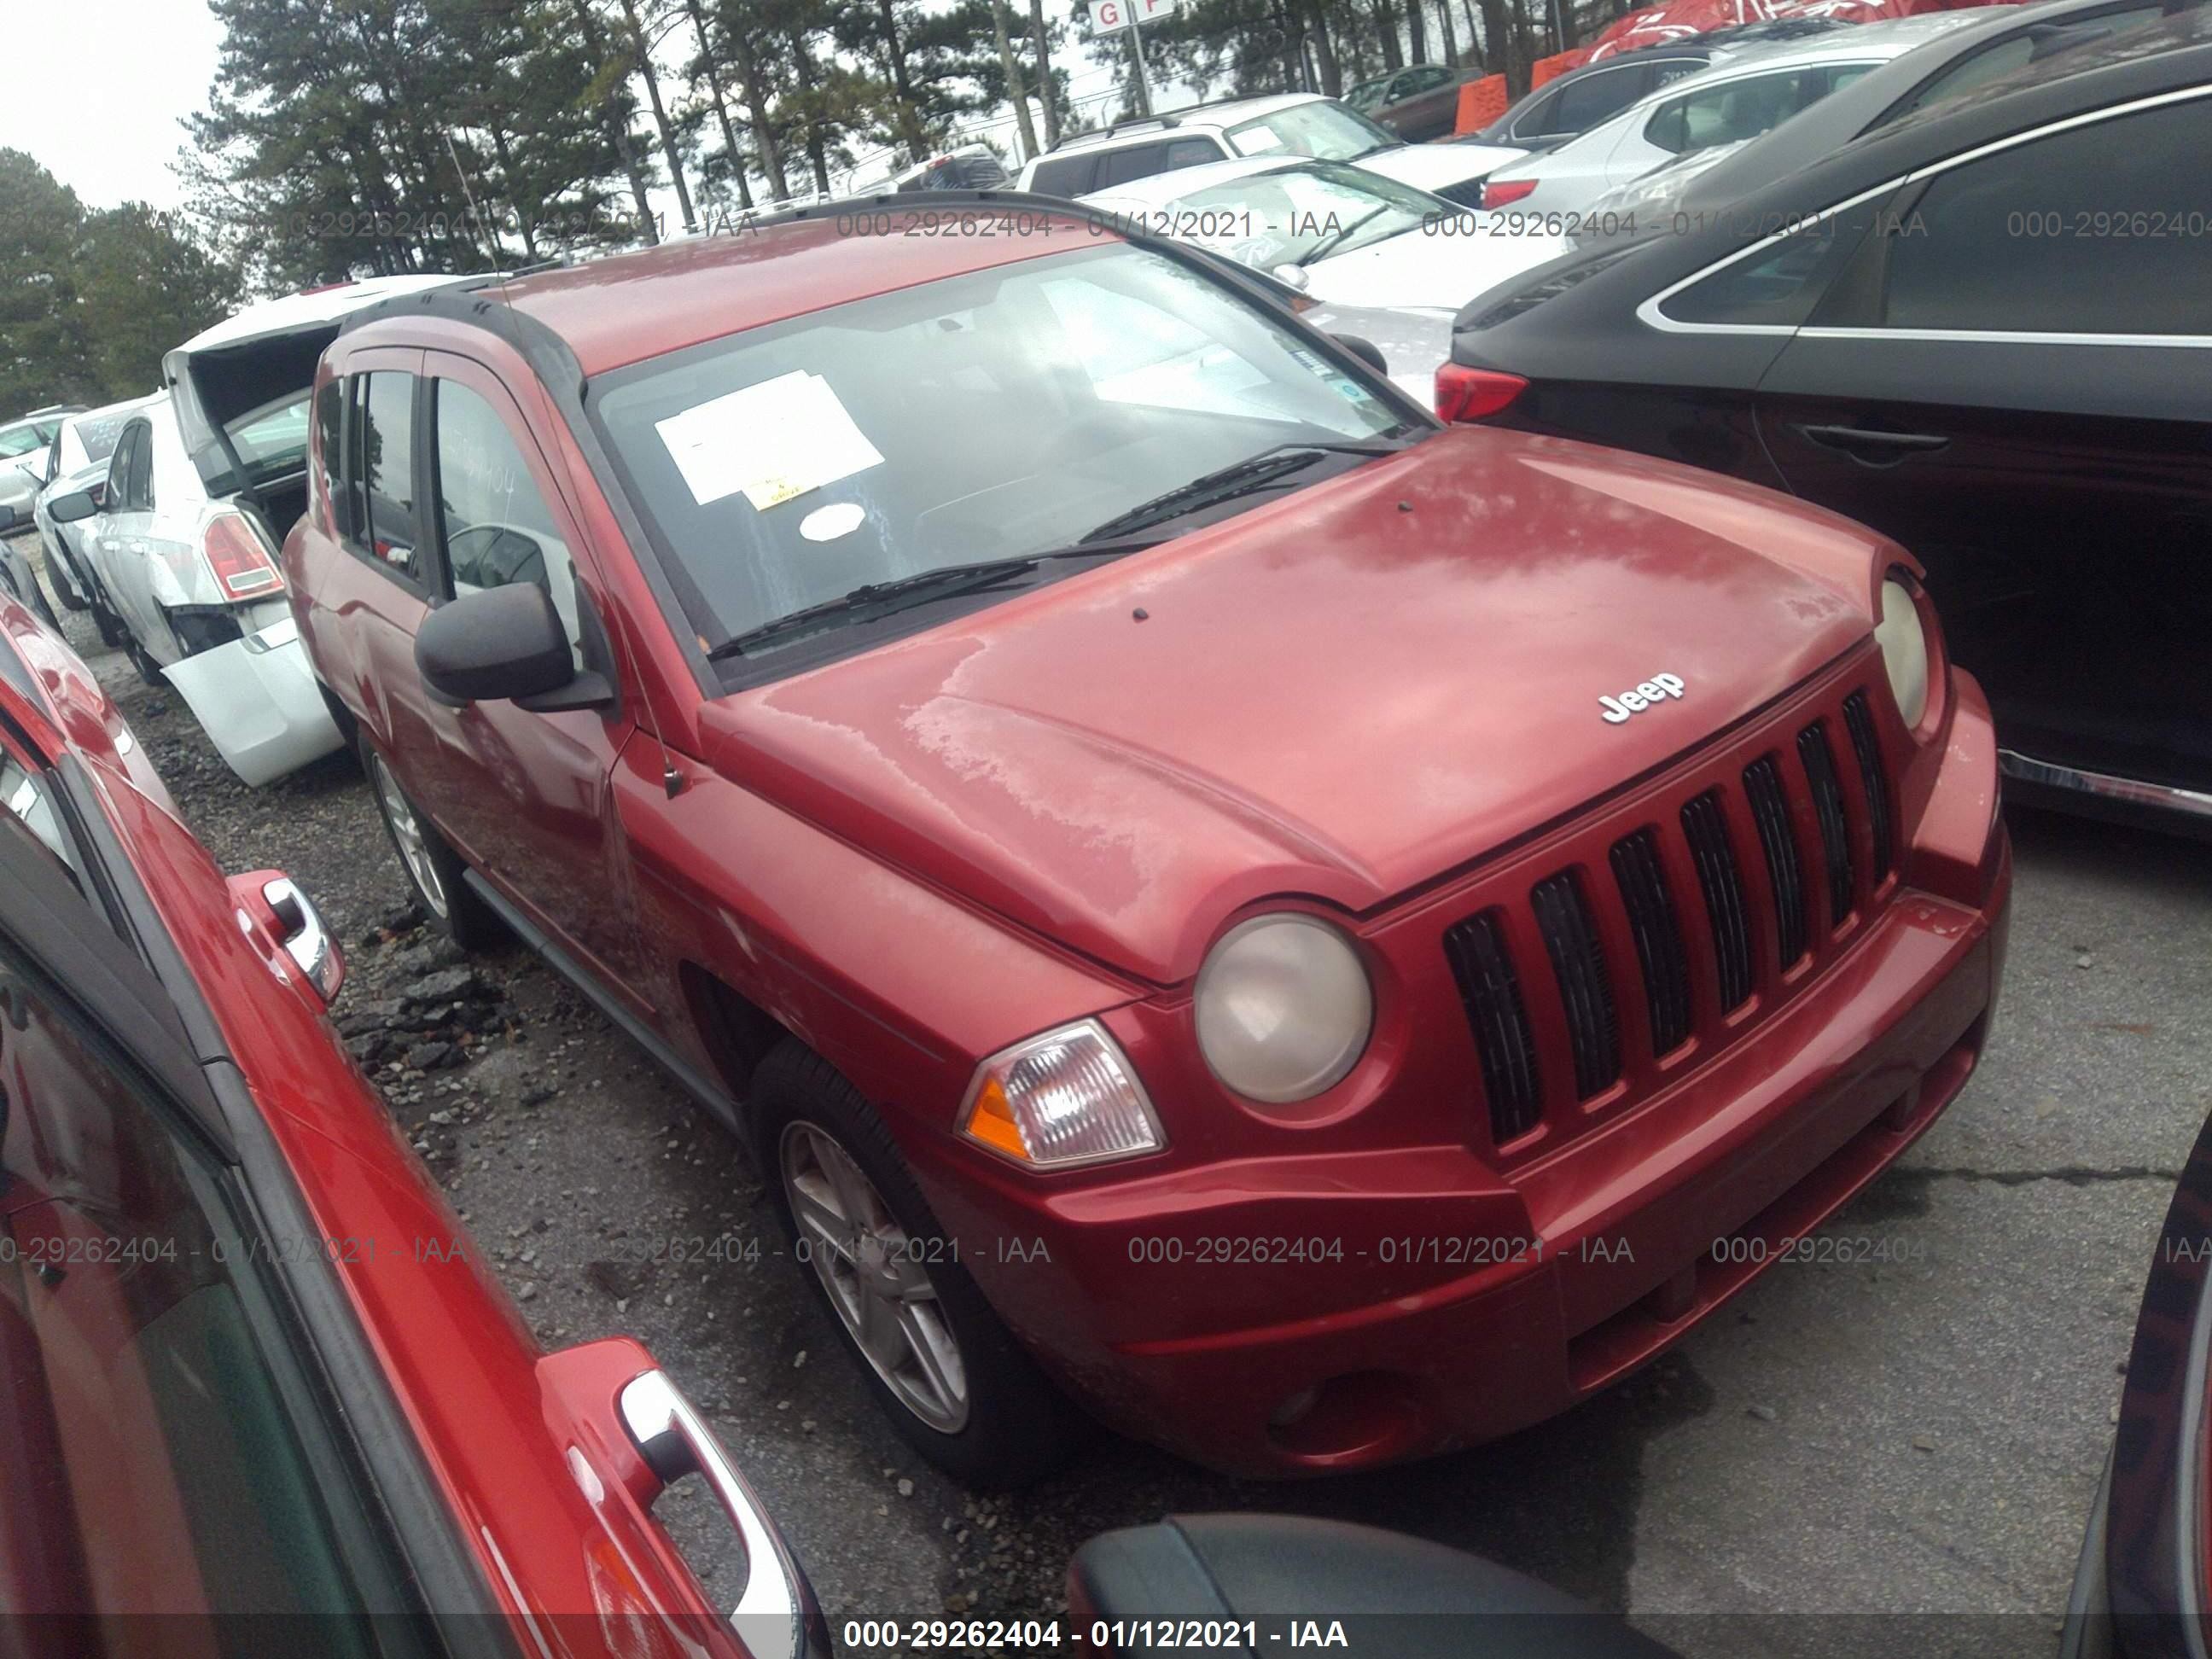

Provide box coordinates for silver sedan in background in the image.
[1474,14,1987,218]
[31,394,159,622]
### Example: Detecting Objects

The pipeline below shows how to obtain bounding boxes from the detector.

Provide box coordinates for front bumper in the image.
[925,672,2011,1476]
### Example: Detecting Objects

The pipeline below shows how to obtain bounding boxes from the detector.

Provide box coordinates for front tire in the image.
[750,1039,1085,1488]
[361,738,499,949]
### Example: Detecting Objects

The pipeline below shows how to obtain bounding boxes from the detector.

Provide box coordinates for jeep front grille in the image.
[1443,907,1545,1144]
[1439,674,1902,1156]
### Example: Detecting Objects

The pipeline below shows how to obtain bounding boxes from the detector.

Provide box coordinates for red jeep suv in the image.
[285,198,2011,1486]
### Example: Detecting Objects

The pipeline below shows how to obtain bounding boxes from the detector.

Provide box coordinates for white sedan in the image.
[44,393,344,786]
[1081,156,1569,313]
[32,394,161,619]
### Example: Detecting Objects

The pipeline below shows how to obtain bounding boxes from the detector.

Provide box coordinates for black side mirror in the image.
[46,490,96,524]
[416,583,582,705]
[1330,333,1389,376]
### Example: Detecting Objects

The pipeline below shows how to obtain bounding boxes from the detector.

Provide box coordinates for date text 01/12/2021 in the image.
[841,1617,1355,1649]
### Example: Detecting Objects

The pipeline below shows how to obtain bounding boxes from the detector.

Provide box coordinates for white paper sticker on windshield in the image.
[1229,124,1284,155]
[655,370,885,511]
[800,501,866,542]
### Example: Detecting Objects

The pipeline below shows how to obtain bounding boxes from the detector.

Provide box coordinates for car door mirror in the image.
[416,581,613,710]
[1330,334,1388,375]
[46,490,97,524]
[417,581,574,703]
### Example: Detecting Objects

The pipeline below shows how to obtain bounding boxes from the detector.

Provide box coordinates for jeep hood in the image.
[700,428,1883,986]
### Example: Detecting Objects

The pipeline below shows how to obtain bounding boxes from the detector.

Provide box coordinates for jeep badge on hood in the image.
[1600,673,1686,725]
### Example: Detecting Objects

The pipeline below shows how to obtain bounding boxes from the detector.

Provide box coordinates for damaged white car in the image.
[44,276,464,785]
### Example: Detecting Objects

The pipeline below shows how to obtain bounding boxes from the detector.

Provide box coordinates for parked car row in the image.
[1013,90,1527,208]
[0,405,84,625]
[8,278,481,785]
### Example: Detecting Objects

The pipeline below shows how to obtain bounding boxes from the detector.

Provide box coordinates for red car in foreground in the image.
[288,197,2011,1485]
[0,594,819,1657]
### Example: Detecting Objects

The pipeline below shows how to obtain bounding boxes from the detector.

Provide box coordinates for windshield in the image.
[591,242,1406,653]
[0,423,48,460]
[1164,161,1443,268]
[1343,76,1393,113]
[1227,101,1400,161]
[224,392,313,472]
[67,411,133,468]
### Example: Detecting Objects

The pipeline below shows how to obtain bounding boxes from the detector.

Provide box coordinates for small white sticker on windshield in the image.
[1230,124,1284,156]
[800,501,866,542]
[655,370,885,511]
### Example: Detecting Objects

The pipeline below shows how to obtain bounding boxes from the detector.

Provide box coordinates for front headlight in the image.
[959,1019,1163,1169]
[1195,914,1373,1105]
[1875,576,1930,728]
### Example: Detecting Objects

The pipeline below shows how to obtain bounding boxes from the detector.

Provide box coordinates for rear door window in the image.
[1506,84,1563,138]
[1552,65,1650,131]
[1644,65,1846,154]
[316,378,346,534]
[354,371,420,579]
[0,744,85,896]
[111,422,154,514]
[1876,96,2212,335]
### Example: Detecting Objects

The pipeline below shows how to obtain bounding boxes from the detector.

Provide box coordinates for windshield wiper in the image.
[705,540,1165,661]
[1301,207,1391,265]
[707,557,1039,661]
[1075,441,1401,546]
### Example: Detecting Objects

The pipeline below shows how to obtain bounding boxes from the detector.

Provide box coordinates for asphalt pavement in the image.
[31,538,2209,1657]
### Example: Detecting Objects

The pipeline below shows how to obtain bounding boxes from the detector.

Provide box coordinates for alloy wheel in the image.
[370,754,449,918]
[779,1120,969,1434]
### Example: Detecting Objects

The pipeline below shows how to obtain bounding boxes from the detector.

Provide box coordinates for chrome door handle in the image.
[619,1369,808,1659]
[262,877,345,1004]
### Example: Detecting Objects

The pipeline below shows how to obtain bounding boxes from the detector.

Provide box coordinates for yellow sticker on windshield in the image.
[655,370,886,512]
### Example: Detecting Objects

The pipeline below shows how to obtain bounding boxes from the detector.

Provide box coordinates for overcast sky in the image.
[2,0,1167,216]
[1,1,223,210]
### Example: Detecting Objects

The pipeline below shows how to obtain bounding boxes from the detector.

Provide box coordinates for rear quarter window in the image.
[316,379,345,533]
[1096,143,1172,188]
[1028,154,1098,197]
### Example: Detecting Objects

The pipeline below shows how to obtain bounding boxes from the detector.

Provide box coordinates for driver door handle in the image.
[1795,423,1951,466]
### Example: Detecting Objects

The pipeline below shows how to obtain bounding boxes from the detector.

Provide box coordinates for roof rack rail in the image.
[1051,113,1182,152]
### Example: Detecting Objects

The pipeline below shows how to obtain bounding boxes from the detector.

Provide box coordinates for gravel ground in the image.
[26,534,2212,1655]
